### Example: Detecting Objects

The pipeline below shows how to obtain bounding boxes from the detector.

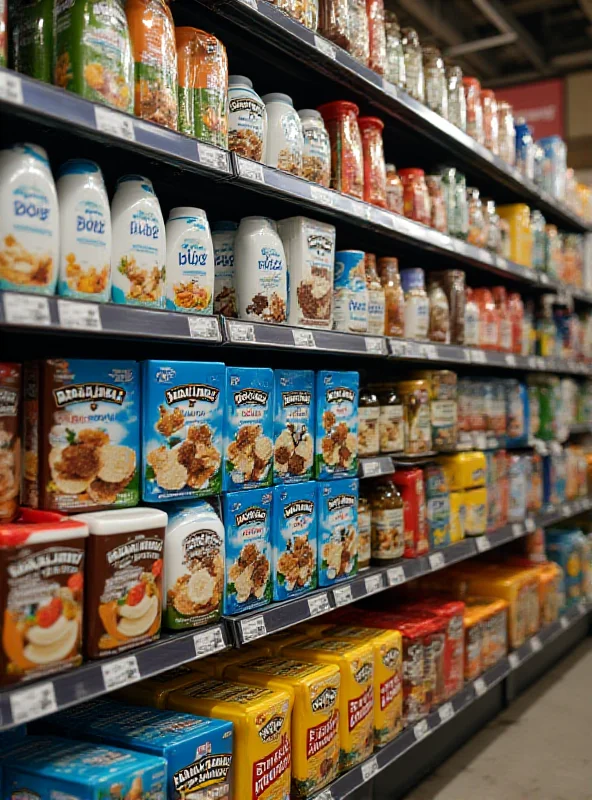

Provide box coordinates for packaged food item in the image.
[168,679,292,800]
[364,253,386,335]
[318,0,350,50]
[426,174,448,233]
[473,288,499,350]
[438,451,486,491]
[126,0,178,129]
[272,482,317,601]
[413,369,457,451]
[333,250,368,333]
[481,89,498,154]
[263,93,304,176]
[454,171,470,239]
[423,46,447,118]
[378,257,405,337]
[366,0,386,74]
[427,278,450,343]
[282,637,373,772]
[115,664,202,708]
[530,209,546,272]
[431,269,465,345]
[392,468,429,557]
[384,11,405,88]
[401,268,429,341]
[175,27,228,147]
[462,76,483,145]
[446,64,466,131]
[463,486,487,535]
[369,478,405,560]
[234,216,288,324]
[223,488,272,613]
[506,379,528,446]
[165,207,214,315]
[111,175,166,309]
[161,501,224,630]
[396,379,432,454]
[515,118,534,180]
[546,528,585,605]
[399,168,431,226]
[392,617,428,724]
[483,198,501,254]
[357,490,372,569]
[318,101,364,199]
[401,27,424,102]
[212,221,238,317]
[227,75,267,161]
[225,656,340,798]
[315,370,359,479]
[424,465,450,549]
[277,216,335,329]
[466,187,485,248]
[0,143,59,295]
[23,359,140,512]
[385,164,404,215]
[539,136,567,201]
[299,109,331,187]
[463,287,480,346]
[497,101,515,166]
[141,360,224,501]
[0,364,21,522]
[497,203,533,268]
[273,370,315,484]
[372,384,404,454]
[11,0,53,82]
[317,478,359,586]
[358,387,380,457]
[358,117,387,207]
[347,0,369,64]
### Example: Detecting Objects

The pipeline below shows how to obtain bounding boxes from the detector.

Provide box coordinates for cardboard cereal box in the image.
[315,370,359,480]
[273,370,315,484]
[317,478,359,587]
[272,482,317,601]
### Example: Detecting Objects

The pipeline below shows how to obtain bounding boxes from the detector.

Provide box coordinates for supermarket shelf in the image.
[311,600,591,800]
[359,456,395,478]
[0,624,228,732]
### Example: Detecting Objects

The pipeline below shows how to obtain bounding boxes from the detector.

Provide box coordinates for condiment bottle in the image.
[464,287,480,347]
[508,292,524,355]
[359,387,380,456]
[369,479,405,560]
[365,253,386,335]
[298,109,331,187]
[401,268,429,341]
[385,163,404,215]
[165,207,215,315]
[492,286,512,352]
[228,76,267,162]
[427,279,450,344]
[378,256,405,337]
[473,288,499,350]
[373,384,404,453]
[358,117,387,207]
[262,93,304,176]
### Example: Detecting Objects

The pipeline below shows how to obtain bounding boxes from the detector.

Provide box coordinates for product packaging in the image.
[273,369,315,484]
[317,478,359,587]
[315,370,359,479]
[272,482,318,601]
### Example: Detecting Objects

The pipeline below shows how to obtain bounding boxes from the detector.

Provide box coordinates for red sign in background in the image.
[495,78,565,140]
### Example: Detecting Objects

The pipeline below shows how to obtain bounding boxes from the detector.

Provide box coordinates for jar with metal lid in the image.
[423,46,447,118]
[462,76,484,145]
[385,163,404,215]
[427,279,450,344]
[396,379,432,454]
[426,175,448,233]
[358,491,372,569]
[431,269,465,345]
[399,167,431,226]
[454,171,469,240]
[446,64,466,131]
[318,0,350,49]
[298,109,331,187]
[481,89,498,155]
[318,100,364,199]
[347,0,369,65]
[384,11,406,88]
[401,267,429,341]
[378,256,405,337]
[372,383,405,453]
[358,116,387,207]
[483,199,501,254]
[436,165,457,235]
[365,252,386,334]
[467,187,486,247]
[530,209,546,271]
[369,479,405,560]
[367,0,386,74]
[497,101,515,166]
[413,369,458,452]
[359,387,380,456]
[401,27,424,102]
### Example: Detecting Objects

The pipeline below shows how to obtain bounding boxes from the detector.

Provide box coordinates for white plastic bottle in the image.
[111,175,166,309]
[228,76,267,163]
[0,143,59,295]
[57,159,112,302]
[234,216,288,324]
[262,93,304,176]
[212,220,238,317]
[165,207,214,314]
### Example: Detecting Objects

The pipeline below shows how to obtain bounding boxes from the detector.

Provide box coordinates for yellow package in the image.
[264,629,311,655]
[191,644,273,678]
[449,491,465,542]
[465,596,508,669]
[463,487,487,536]
[168,679,292,800]
[497,204,533,267]
[322,625,402,746]
[537,562,563,625]
[224,656,340,799]
[282,638,374,772]
[437,452,486,491]
[114,664,201,708]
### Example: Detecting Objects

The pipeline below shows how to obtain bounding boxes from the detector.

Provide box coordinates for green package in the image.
[10,0,54,82]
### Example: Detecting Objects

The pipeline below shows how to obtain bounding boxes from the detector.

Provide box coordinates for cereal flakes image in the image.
[226,424,273,485]
[228,542,271,605]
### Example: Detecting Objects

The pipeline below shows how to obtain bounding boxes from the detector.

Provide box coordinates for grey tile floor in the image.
[405,638,592,800]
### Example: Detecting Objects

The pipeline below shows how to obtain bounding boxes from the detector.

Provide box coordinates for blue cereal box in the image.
[316,478,358,587]
[223,488,273,614]
[4,735,167,800]
[224,366,274,492]
[142,360,225,502]
[315,370,359,480]
[273,369,315,484]
[44,700,233,800]
[272,482,317,601]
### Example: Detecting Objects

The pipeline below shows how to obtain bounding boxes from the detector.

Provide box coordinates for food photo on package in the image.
[273,369,315,484]
[315,370,359,480]
[272,481,318,601]
[317,477,359,587]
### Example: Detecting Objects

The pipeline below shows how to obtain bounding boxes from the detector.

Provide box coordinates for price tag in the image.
[0,71,23,105]
[308,593,331,617]
[562,504,571,518]
[238,0,258,8]
[333,584,353,607]
[525,517,536,533]
[187,316,220,341]
[58,299,102,331]
[528,356,538,369]
[314,790,334,800]
[102,655,141,691]
[314,35,338,59]
[197,142,230,172]
[512,523,523,538]
[578,600,587,615]
[530,635,542,653]
[95,106,135,141]
[310,186,334,207]
[475,536,491,553]
[364,574,384,595]
[10,681,57,724]
[390,340,409,358]
[508,652,520,669]
[4,293,51,327]
[362,460,381,478]
[417,344,437,360]
[560,615,569,630]
[438,702,454,723]
[365,337,384,355]
[536,357,545,370]
[414,719,429,740]
[505,354,517,367]
[473,677,487,697]
[471,350,487,364]
[429,552,445,571]
[382,78,398,99]
[360,756,379,781]
[194,626,225,657]
[241,615,267,643]
[539,273,550,285]
[228,321,256,343]
[237,157,265,183]
[293,329,316,348]
[387,566,406,586]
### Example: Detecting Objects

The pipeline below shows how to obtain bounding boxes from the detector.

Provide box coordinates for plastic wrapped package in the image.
[426,175,448,233]
[358,116,387,207]
[423,46,447,118]
[467,187,486,248]
[401,27,424,102]
[497,101,515,166]
[318,0,350,49]
[385,163,404,214]
[481,89,498,155]
[347,0,369,64]
[366,0,386,75]
[462,77,483,145]
[318,100,364,198]
[446,64,466,131]
[399,168,431,226]
[497,204,533,268]
[384,11,405,87]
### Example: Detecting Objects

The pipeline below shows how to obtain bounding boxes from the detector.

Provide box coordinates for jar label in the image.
[405,398,431,454]
[431,400,457,450]
[371,507,404,560]
[379,404,404,452]
[367,289,386,335]
[301,123,331,187]
[404,297,429,340]
[228,90,266,162]
[334,287,368,333]
[213,230,237,317]
[359,406,380,456]
[357,509,372,567]
[59,196,111,301]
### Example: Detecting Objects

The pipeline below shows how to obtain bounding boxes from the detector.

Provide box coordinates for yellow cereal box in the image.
[323,625,403,746]
[168,679,292,800]
[282,638,374,773]
[114,664,200,708]
[224,656,340,799]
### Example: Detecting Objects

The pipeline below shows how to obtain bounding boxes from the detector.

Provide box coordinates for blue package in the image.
[273,369,315,484]
[223,488,273,614]
[546,528,585,606]
[316,478,358,587]
[44,700,233,800]
[141,360,225,502]
[507,455,527,523]
[272,482,317,601]
[315,370,359,480]
[224,366,274,492]
[505,380,528,447]
[427,494,451,549]
[4,735,167,800]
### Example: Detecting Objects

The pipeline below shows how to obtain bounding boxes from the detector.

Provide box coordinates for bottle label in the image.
[371,507,404,560]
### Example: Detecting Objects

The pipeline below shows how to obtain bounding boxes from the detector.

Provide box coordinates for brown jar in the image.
[396,379,432,454]
[378,257,405,338]
[370,479,405,560]
[359,388,380,456]
[431,270,466,345]
[373,384,404,453]
[358,491,372,569]
[427,279,450,344]
[385,163,404,215]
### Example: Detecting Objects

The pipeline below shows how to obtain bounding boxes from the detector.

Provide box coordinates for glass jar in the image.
[263,92,304,175]
[401,27,424,102]
[370,479,405,560]
[347,0,369,65]
[318,0,350,49]
[431,269,465,344]
[401,267,429,341]
[358,491,372,569]
[374,384,405,453]
[378,256,405,337]
[530,209,546,271]
[359,387,380,456]
[545,224,562,279]
[358,116,387,207]
[492,286,511,352]
[423,46,447,118]
[298,109,331,187]
[396,379,432,454]
[483,199,501,254]
[367,0,386,75]
[454,171,469,240]
[399,168,431,226]
[467,187,486,248]
[497,101,516,166]
[481,89,498,155]
[427,279,450,344]
[365,253,386,334]
[474,288,499,350]
[508,292,524,355]
[462,76,484,145]
[446,64,466,131]
[318,100,364,198]
[385,163,404,215]
[464,286,480,347]
[426,175,448,233]
[384,11,406,88]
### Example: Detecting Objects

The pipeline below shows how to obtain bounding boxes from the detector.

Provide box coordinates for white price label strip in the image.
[438,702,454,723]
[414,719,429,740]
[241,615,267,643]
[362,460,381,477]
[194,627,225,658]
[4,293,51,327]
[293,329,315,348]
[310,186,334,207]
[0,72,23,104]
[102,655,140,691]
[197,142,230,172]
[228,321,255,342]
[429,552,445,571]
[530,635,542,653]
[187,316,219,341]
[365,337,384,355]
[525,518,536,533]
[512,524,523,539]
[388,566,406,586]
[364,574,384,595]
[361,756,379,781]
[10,681,57,724]
[475,536,491,553]
[95,106,135,140]
[308,593,331,617]
[505,354,517,367]
[473,677,487,697]
[237,157,265,183]
[314,35,337,59]
[58,299,102,331]
[560,615,569,630]
[508,652,520,669]
[333,584,353,607]
[471,350,487,364]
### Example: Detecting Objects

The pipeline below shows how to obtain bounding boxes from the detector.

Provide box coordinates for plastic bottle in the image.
[492,286,512,352]
[378,256,405,337]
[401,267,429,341]
[365,253,386,334]
[234,216,288,324]
[464,287,480,347]
[165,207,215,314]
[474,288,499,350]
[262,93,303,176]
[228,76,267,163]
